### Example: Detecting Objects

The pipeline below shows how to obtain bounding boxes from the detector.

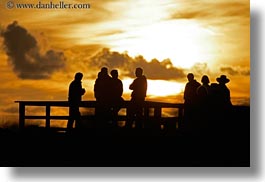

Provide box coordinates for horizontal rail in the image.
[25,116,70,120]
[15,100,248,132]
[15,100,184,130]
[14,100,183,108]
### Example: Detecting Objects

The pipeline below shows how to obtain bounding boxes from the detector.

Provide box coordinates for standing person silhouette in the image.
[110,69,124,127]
[196,75,211,132]
[94,67,112,127]
[183,73,201,132]
[210,75,232,134]
[184,73,201,106]
[196,75,211,112]
[94,67,112,102]
[216,75,232,109]
[126,67,147,129]
[67,72,85,131]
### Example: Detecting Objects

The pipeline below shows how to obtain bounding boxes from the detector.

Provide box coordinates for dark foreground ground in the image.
[0,106,250,167]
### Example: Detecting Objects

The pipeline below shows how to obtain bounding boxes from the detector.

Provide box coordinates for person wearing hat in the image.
[206,75,232,134]
[216,75,232,108]
[202,75,232,134]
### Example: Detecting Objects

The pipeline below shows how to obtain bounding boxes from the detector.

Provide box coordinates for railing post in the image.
[154,106,162,129]
[46,104,50,128]
[143,106,149,128]
[144,107,149,117]
[19,102,25,129]
[178,107,184,129]
[154,107,162,118]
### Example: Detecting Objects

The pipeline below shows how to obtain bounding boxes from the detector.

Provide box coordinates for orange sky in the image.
[0,0,250,126]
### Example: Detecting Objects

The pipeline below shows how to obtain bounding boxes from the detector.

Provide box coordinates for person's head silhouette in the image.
[75,72,83,81]
[201,75,210,85]
[187,73,194,82]
[216,75,230,85]
[111,69,118,79]
[101,67,108,74]
[135,67,143,78]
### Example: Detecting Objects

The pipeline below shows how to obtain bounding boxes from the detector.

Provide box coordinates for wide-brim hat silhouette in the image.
[216,75,230,83]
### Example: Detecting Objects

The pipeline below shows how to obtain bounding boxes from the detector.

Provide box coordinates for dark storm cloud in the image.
[1,21,66,79]
[89,48,186,80]
[220,66,250,76]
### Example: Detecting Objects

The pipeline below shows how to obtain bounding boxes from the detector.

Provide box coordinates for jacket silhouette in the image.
[182,73,200,132]
[110,69,124,126]
[126,67,147,129]
[94,67,112,102]
[184,73,201,106]
[94,67,112,126]
[67,72,85,130]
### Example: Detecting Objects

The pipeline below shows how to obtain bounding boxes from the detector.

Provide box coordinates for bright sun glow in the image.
[74,1,216,69]
[146,80,184,97]
[110,20,215,68]
[122,78,184,97]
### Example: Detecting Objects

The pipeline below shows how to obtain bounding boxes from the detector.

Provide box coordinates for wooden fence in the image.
[15,100,184,130]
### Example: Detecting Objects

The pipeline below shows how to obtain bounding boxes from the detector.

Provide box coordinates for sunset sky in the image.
[0,0,250,126]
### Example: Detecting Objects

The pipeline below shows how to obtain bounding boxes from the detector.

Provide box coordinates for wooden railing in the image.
[15,100,184,130]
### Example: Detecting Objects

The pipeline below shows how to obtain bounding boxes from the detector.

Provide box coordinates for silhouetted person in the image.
[67,72,85,131]
[216,75,232,109]
[183,73,201,132]
[110,69,124,126]
[197,75,211,100]
[94,67,112,101]
[94,67,112,127]
[210,75,232,133]
[126,67,147,129]
[184,73,201,106]
[210,83,219,105]
[196,75,211,132]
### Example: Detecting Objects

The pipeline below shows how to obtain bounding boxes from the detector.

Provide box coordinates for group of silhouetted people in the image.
[183,73,232,134]
[93,67,124,127]
[67,67,147,131]
[67,68,232,134]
